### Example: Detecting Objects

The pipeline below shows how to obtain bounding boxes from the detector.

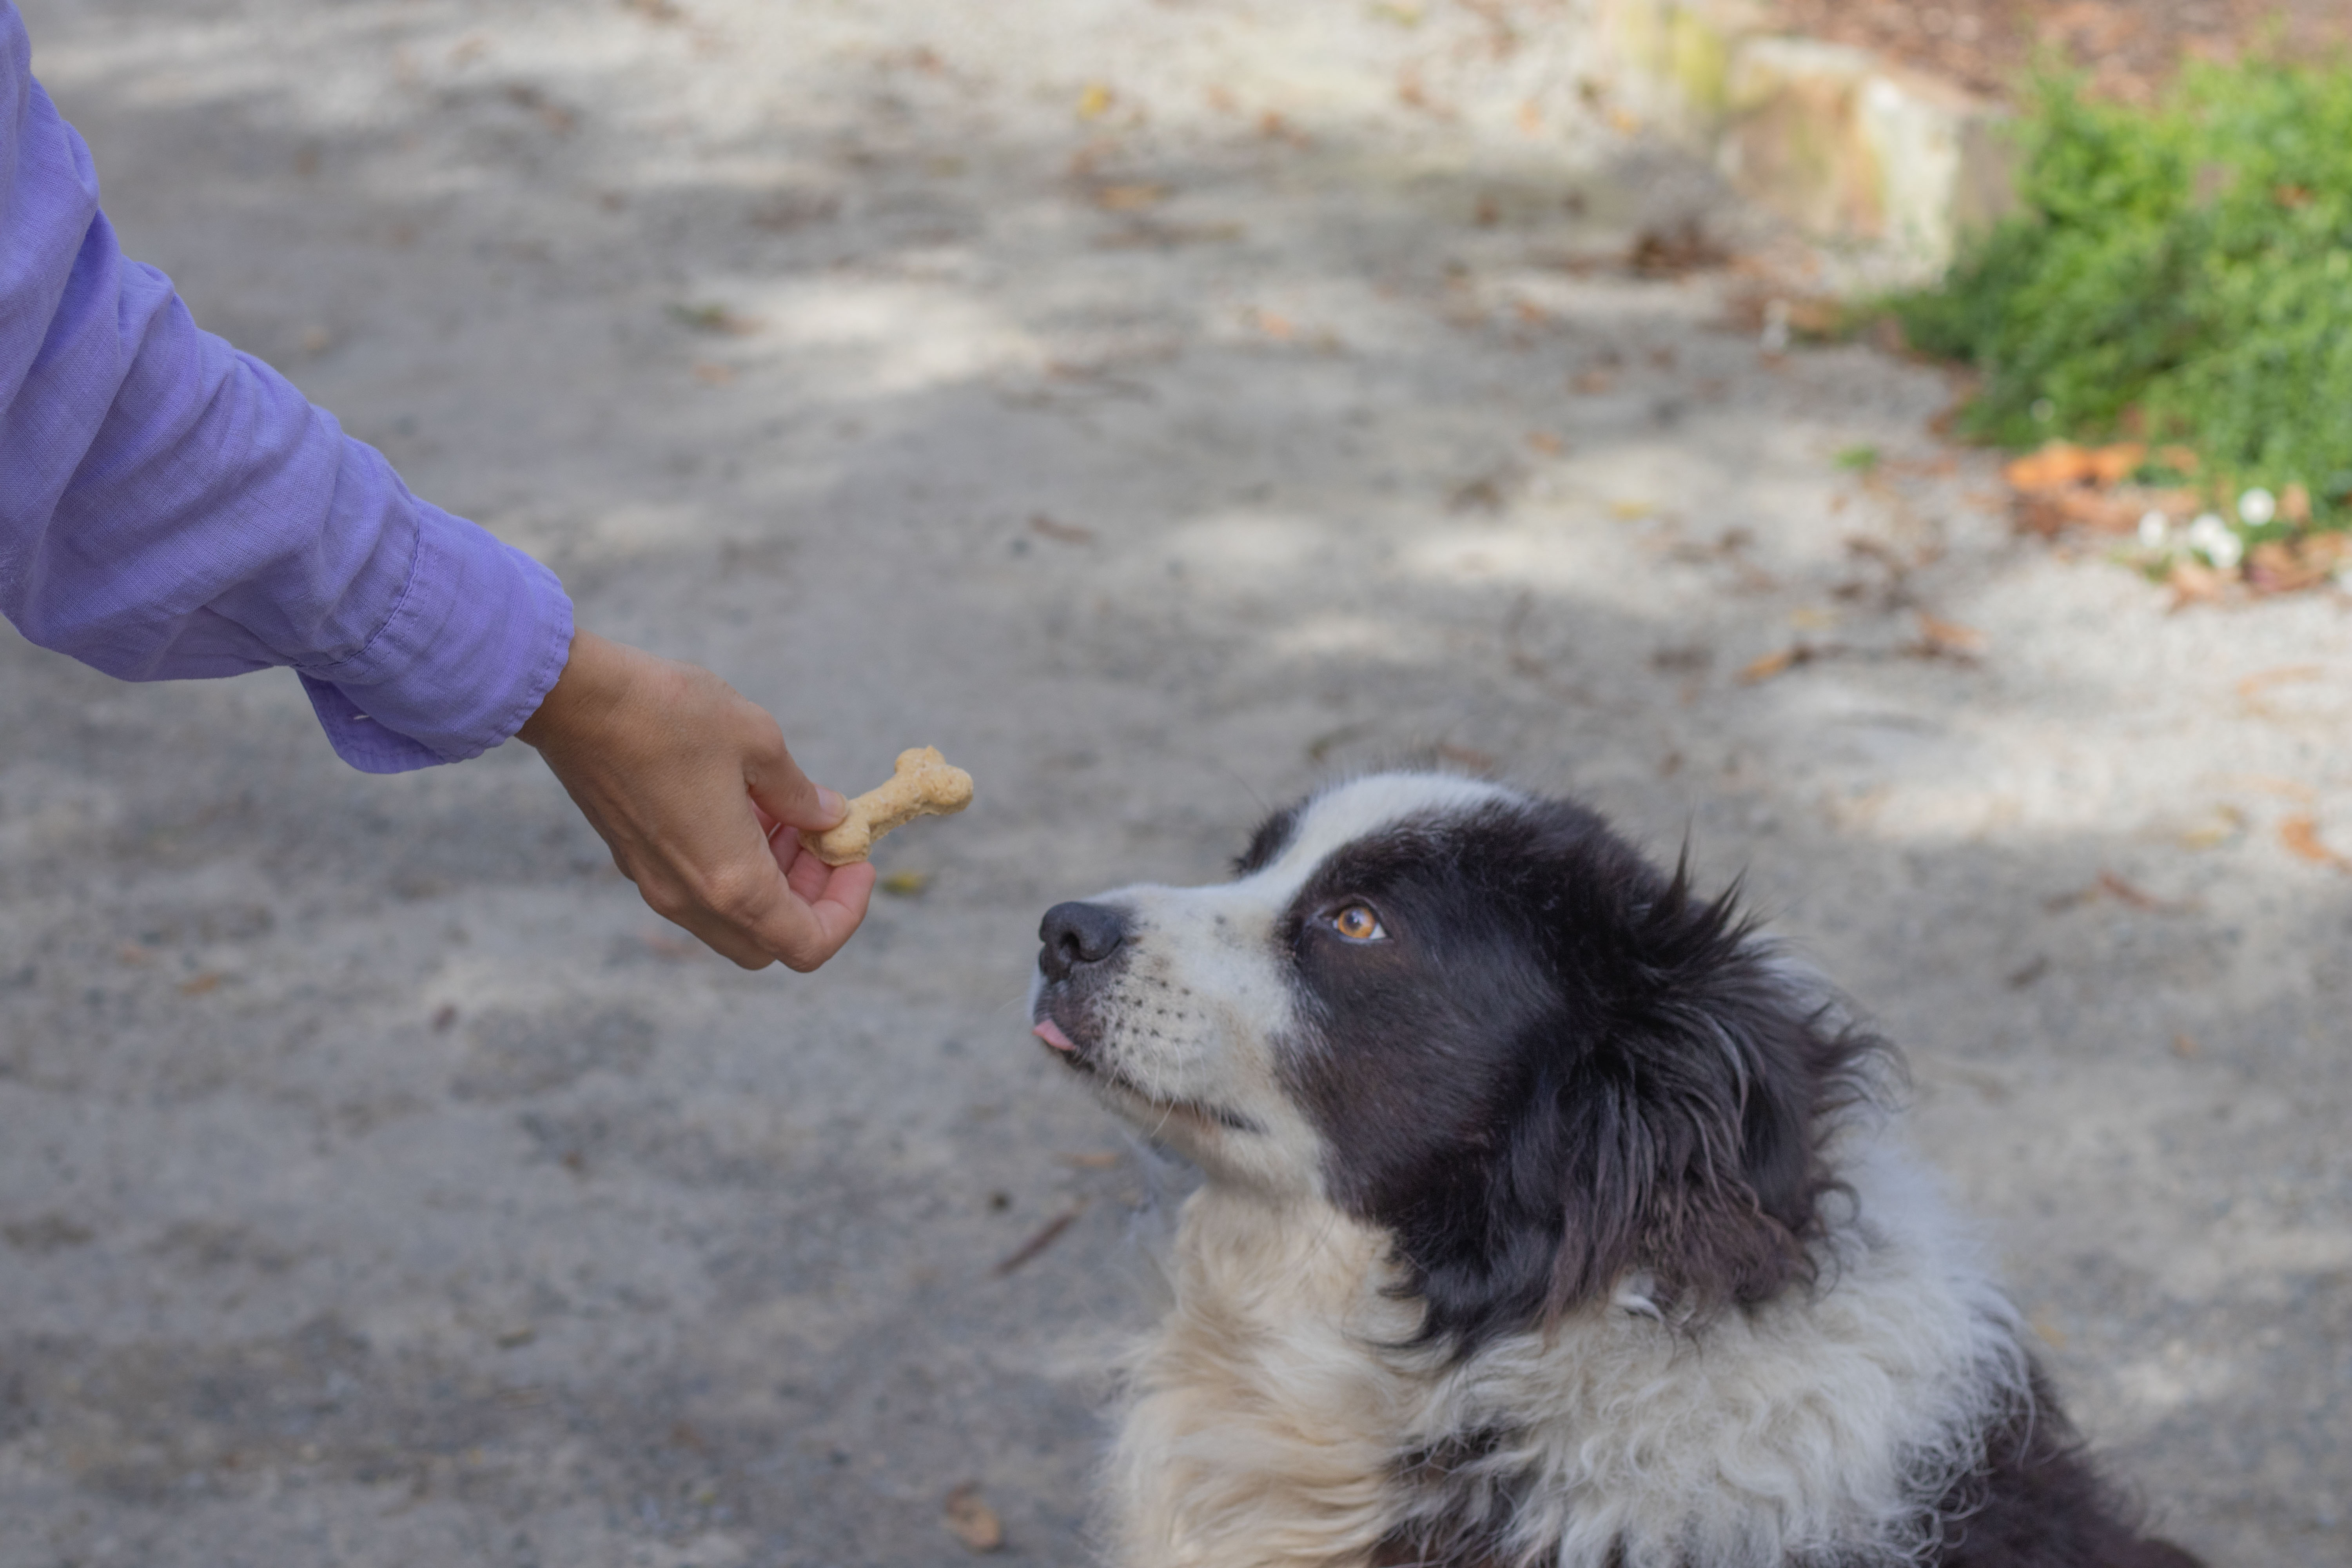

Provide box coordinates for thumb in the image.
[745,726,847,834]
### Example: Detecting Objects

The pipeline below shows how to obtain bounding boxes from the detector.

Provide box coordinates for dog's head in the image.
[1029,773,1882,1351]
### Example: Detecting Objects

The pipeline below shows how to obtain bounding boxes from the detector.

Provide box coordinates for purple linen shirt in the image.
[0,3,572,773]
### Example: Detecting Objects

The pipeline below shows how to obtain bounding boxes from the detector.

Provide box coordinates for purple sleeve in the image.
[0,4,572,775]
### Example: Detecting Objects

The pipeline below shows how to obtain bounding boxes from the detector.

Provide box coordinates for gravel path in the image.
[4,2,2346,1564]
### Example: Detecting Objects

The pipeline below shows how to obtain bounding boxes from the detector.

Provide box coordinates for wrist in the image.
[515,629,632,750]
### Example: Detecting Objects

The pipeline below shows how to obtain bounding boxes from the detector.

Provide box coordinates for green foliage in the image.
[1895,56,2352,524]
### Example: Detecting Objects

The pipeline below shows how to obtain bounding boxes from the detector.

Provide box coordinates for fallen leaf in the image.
[2166,559,2228,608]
[1738,646,1800,684]
[2280,816,2352,871]
[666,302,762,335]
[993,1204,1084,1276]
[1075,82,1114,120]
[1091,182,1169,212]
[177,972,223,996]
[2220,773,2316,802]
[2003,441,2093,490]
[2246,539,2334,594]
[1572,369,1615,394]
[1606,498,1654,521]
[2053,488,2143,533]
[691,361,736,386]
[2234,664,2324,702]
[2095,870,2186,912]
[2172,1033,2200,1060]
[1245,307,1295,340]
[879,870,932,897]
[944,1485,1006,1553]
[2177,804,2247,849]
[1029,514,1096,544]
[1525,431,1564,456]
[1916,612,1987,658]
[2086,442,2147,485]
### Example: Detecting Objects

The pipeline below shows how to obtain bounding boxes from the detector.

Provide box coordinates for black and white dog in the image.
[1029,774,2198,1568]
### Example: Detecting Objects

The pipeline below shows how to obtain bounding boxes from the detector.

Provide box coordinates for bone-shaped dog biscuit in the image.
[799,746,974,866]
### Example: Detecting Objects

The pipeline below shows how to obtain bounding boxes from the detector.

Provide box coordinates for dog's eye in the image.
[1327,904,1387,942]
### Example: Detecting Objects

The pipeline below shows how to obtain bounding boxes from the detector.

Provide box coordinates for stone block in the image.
[1595,0,2017,274]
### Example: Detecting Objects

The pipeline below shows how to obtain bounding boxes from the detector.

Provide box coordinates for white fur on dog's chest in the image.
[1108,1135,2029,1568]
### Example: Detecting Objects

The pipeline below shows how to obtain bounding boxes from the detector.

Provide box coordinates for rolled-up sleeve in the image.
[0,3,572,774]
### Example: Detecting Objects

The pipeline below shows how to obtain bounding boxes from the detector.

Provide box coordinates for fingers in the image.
[742,717,848,834]
[519,632,873,971]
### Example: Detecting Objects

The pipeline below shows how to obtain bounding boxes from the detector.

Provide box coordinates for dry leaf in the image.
[2280,816,2352,871]
[2095,871,2174,912]
[1572,369,1615,394]
[2177,804,2247,849]
[178,973,223,996]
[2166,559,2227,607]
[2086,443,2146,485]
[691,361,736,386]
[1246,307,1295,341]
[2220,774,2316,801]
[2003,441,2092,490]
[1092,182,1169,211]
[1075,82,1114,120]
[2171,1033,2200,1060]
[2234,664,2323,702]
[878,870,933,897]
[1525,431,1564,456]
[944,1484,1006,1553]
[1738,647,1799,684]
[1029,514,1096,544]
[1916,612,1987,657]
[993,1204,1084,1276]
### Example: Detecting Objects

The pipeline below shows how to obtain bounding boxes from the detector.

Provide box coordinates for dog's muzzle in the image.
[1033,900,1131,1054]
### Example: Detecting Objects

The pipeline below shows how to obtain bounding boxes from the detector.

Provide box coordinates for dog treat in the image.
[799,746,974,866]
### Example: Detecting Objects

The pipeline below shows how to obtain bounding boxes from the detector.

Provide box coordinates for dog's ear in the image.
[1546,864,1873,1318]
[1401,861,1877,1352]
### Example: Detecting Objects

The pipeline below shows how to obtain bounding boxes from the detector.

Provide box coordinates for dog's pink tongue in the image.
[1033,1017,1077,1053]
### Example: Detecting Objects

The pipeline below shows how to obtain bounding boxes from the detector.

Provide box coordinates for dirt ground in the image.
[2,2,2347,1564]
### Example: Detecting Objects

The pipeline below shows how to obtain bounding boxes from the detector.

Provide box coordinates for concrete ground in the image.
[3,1,2347,1564]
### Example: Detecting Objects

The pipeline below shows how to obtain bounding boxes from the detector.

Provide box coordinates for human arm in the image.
[0,7,867,969]
[0,2,568,773]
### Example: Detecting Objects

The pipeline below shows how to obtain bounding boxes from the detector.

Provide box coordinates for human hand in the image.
[515,630,874,970]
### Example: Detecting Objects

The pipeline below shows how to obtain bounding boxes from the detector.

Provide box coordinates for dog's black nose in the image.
[1038,901,1129,981]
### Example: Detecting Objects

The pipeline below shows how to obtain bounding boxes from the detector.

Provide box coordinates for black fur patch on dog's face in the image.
[1270,794,1879,1354]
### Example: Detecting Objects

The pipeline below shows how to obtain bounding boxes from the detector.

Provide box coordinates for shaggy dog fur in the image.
[1027,774,2201,1568]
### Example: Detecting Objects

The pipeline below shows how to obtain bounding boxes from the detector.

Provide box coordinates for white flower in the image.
[2238,487,2277,526]
[2185,512,2243,569]
[2137,510,2170,548]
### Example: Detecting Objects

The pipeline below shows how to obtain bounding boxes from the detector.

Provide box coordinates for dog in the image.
[1028,773,2200,1568]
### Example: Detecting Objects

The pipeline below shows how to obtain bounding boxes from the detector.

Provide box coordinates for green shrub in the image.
[1895,56,2352,527]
